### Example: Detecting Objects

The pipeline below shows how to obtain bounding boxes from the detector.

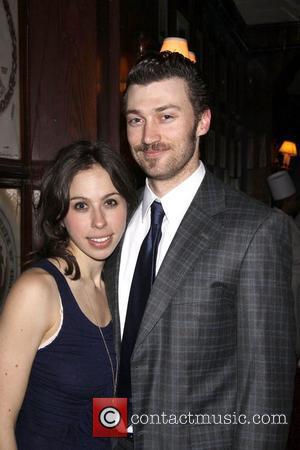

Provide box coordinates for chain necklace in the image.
[97,320,118,396]
[81,283,117,396]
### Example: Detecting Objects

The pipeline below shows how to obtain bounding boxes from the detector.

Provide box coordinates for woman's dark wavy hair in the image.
[123,51,210,119]
[36,140,137,279]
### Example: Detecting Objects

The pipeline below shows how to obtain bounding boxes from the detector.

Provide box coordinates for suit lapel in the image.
[133,171,226,356]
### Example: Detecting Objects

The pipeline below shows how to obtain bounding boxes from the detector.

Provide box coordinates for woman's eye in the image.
[105,198,118,208]
[74,202,87,210]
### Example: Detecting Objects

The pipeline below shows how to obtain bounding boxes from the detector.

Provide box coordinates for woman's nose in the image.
[91,208,107,228]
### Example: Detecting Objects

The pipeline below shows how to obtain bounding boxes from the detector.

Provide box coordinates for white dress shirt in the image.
[118,162,206,336]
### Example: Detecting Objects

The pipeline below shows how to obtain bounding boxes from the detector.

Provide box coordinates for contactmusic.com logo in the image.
[93,398,128,437]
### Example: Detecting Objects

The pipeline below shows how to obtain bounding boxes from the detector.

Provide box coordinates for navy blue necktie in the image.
[118,201,165,400]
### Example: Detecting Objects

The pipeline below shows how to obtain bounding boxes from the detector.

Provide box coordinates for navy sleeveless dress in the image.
[15,259,115,449]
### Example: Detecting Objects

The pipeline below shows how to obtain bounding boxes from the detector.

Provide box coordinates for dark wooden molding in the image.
[21,181,33,268]
[97,0,120,151]
[0,159,29,179]
[18,0,30,164]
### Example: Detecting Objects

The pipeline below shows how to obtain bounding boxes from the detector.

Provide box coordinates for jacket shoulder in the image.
[204,171,286,230]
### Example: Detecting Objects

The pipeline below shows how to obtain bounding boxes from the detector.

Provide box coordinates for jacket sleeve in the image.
[235,210,296,449]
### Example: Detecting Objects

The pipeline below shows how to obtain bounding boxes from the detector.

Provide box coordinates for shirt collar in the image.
[141,161,205,221]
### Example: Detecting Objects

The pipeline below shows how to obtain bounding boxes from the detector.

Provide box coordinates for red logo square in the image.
[93,397,128,437]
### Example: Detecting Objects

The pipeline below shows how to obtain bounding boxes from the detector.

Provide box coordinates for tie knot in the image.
[151,201,165,227]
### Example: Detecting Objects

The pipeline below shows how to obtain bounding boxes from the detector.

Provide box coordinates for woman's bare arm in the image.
[0,268,60,450]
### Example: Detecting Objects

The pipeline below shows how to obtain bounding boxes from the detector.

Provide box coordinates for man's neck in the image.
[148,163,201,198]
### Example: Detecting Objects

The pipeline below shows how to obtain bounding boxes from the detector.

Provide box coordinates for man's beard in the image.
[131,123,199,181]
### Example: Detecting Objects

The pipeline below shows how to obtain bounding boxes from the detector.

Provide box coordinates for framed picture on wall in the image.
[0,0,20,159]
[32,189,41,250]
[0,187,21,305]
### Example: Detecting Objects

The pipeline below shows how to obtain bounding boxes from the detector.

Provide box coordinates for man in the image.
[105,51,296,449]
[267,170,300,359]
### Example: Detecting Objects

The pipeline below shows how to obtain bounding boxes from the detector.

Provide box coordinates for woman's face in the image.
[63,164,127,264]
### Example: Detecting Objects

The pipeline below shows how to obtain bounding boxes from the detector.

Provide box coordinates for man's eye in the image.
[128,117,142,126]
[74,202,87,210]
[162,114,173,121]
[105,198,118,207]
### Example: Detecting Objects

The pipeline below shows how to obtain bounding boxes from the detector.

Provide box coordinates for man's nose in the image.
[142,121,160,145]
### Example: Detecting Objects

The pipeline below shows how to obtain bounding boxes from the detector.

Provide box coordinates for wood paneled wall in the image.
[28,0,98,161]
[0,0,120,268]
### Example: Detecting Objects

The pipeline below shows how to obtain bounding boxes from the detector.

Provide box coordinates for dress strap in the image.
[31,259,72,303]
[31,260,65,349]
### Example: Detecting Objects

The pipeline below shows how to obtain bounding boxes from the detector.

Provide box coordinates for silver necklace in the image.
[97,321,118,396]
[81,284,117,396]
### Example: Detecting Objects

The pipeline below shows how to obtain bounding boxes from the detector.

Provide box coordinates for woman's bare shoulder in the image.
[3,264,58,313]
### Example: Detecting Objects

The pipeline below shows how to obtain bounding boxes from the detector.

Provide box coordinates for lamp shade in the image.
[160,37,190,59]
[267,170,296,201]
[278,140,297,168]
[279,140,297,156]
[188,51,196,63]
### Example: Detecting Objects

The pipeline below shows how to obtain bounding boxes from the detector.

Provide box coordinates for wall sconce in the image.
[160,37,196,62]
[278,140,297,169]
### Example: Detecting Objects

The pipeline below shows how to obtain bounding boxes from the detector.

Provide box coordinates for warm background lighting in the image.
[160,37,196,62]
[278,140,297,168]
[188,51,196,63]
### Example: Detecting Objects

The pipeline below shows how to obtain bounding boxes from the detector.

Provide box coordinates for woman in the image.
[0,140,136,449]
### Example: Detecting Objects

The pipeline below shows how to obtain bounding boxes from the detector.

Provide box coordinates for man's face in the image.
[125,77,210,192]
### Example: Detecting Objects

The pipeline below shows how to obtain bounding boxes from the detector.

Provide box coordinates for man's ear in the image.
[196,109,211,137]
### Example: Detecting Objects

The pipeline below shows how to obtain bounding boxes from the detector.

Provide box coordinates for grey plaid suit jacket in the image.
[105,170,296,450]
